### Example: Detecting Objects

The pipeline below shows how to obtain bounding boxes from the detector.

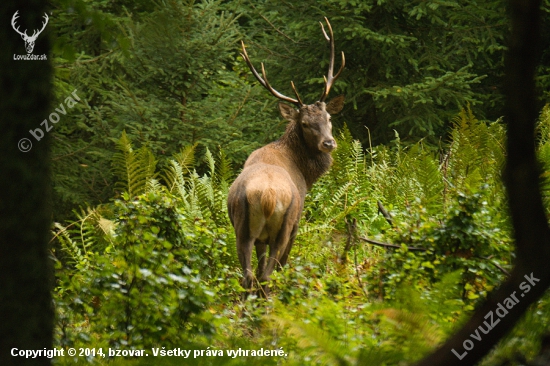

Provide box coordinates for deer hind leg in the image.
[236,235,255,294]
[229,190,260,297]
[278,223,298,270]
[259,221,295,296]
[255,241,267,281]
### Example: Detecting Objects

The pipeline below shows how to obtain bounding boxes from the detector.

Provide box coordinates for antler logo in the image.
[11,11,49,54]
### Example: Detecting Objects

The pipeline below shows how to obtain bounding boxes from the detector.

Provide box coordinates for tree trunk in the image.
[0,1,53,365]
[416,0,550,365]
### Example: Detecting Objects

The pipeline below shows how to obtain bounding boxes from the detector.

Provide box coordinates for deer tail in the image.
[260,188,277,219]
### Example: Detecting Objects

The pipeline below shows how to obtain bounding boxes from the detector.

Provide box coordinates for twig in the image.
[258,13,298,43]
[359,237,510,277]
[55,50,114,68]
[51,141,92,161]
[227,88,251,126]
[359,236,427,252]
[342,218,368,297]
[476,256,511,277]
[354,233,369,298]
[340,218,356,263]
[377,200,394,227]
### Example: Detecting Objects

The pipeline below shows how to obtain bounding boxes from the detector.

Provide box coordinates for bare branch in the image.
[377,200,394,227]
[475,256,511,277]
[358,236,427,251]
[258,13,298,43]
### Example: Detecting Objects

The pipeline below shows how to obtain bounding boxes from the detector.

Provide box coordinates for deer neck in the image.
[277,121,332,190]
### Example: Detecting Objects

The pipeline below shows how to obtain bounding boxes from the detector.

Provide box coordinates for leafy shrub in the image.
[379,188,512,306]
[53,134,240,349]
[54,190,237,349]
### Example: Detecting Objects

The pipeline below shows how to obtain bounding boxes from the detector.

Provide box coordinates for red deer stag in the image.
[228,18,345,296]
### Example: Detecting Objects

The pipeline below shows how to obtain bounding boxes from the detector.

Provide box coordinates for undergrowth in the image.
[51,106,550,365]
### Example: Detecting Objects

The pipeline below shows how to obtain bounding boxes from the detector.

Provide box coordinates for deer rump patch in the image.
[243,164,298,242]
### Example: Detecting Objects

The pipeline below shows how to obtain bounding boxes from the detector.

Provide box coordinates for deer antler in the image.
[11,11,27,38]
[240,41,304,107]
[29,13,49,40]
[319,17,345,102]
[11,11,49,41]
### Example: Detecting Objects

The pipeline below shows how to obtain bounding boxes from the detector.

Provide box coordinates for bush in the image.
[54,189,238,349]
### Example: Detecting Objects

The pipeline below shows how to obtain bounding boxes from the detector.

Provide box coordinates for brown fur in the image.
[260,188,277,219]
[227,96,344,296]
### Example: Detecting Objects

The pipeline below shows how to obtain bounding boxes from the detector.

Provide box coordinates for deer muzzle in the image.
[321,139,337,152]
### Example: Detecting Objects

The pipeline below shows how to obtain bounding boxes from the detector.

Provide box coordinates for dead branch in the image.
[340,218,357,263]
[377,200,394,227]
[358,236,427,251]
[476,256,511,277]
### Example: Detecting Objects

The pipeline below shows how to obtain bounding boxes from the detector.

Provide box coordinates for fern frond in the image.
[111,130,133,190]
[162,144,197,191]
[112,131,158,197]
[298,223,335,236]
[184,171,203,219]
[215,146,234,186]
[164,159,186,194]
[269,314,353,366]
[204,147,216,178]
[447,107,505,195]
[174,143,197,172]
[146,178,163,194]
[53,222,87,268]
[413,149,444,208]
[52,207,114,270]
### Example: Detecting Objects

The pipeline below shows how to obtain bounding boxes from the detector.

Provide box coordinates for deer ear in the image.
[278,102,299,122]
[326,95,345,114]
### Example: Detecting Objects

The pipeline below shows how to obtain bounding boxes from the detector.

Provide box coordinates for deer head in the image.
[240,17,345,155]
[278,98,344,153]
[12,11,49,54]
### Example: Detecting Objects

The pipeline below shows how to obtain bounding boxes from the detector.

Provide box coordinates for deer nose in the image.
[322,139,337,151]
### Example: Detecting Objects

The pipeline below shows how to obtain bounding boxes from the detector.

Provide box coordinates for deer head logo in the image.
[11,11,49,54]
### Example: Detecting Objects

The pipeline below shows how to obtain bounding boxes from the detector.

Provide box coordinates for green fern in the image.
[195,148,231,226]
[163,143,197,192]
[145,178,164,194]
[53,222,87,269]
[52,207,114,270]
[403,143,443,209]
[302,125,378,240]
[214,146,234,188]
[446,107,505,197]
[161,146,231,226]
[112,131,158,197]
[367,107,505,220]
[181,171,203,218]
[268,307,354,366]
